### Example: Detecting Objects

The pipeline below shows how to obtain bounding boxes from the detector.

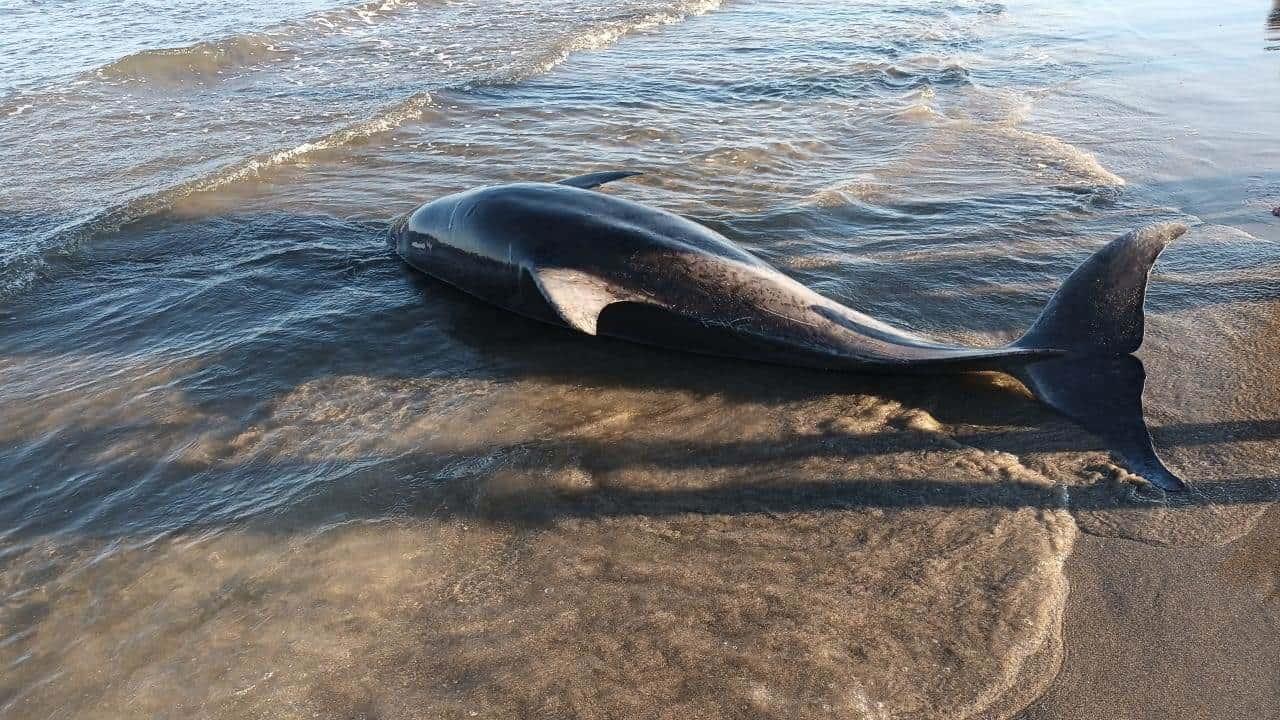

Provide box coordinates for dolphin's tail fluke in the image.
[1006,222,1189,491]
[1009,355,1187,492]
[1012,223,1187,353]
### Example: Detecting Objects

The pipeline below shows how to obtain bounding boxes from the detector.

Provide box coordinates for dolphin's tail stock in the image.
[1006,223,1189,491]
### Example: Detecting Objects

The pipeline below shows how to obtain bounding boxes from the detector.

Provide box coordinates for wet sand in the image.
[1021,505,1280,719]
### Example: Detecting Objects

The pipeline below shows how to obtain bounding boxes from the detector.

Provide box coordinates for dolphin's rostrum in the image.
[391,171,1189,491]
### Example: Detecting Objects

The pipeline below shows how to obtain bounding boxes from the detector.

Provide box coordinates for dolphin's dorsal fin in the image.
[530,267,639,335]
[556,170,642,190]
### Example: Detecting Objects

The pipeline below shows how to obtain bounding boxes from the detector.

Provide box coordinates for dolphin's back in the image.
[410,183,1184,373]
[460,183,770,269]
[445,184,1044,368]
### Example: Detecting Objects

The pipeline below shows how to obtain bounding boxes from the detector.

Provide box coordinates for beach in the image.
[1023,507,1280,718]
[2,0,1278,717]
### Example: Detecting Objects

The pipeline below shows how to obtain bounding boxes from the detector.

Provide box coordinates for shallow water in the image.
[1,0,1278,717]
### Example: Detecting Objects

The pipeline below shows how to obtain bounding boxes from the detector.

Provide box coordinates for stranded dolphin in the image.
[391,171,1188,491]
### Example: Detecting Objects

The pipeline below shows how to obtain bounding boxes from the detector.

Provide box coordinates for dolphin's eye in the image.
[407,231,435,252]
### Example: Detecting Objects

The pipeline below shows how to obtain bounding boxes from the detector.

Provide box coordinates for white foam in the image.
[505,0,724,81]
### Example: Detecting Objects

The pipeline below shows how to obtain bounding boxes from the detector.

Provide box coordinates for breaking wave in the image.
[504,0,725,81]
[1,0,727,298]
[95,37,294,84]
[3,91,435,289]
[91,0,433,85]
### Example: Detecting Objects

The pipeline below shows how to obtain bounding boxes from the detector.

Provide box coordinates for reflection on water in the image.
[2,0,1279,717]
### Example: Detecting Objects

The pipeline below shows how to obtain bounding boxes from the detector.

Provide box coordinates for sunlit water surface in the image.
[2,0,1278,717]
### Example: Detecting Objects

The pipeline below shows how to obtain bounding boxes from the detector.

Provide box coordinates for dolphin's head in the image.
[390,194,459,267]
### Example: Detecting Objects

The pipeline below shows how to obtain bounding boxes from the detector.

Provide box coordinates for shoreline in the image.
[1019,504,1280,718]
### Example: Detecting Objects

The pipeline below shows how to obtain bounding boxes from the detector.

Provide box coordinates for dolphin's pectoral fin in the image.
[530,267,640,336]
[556,170,643,190]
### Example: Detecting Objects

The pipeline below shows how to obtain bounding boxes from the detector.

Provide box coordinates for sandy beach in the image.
[2,0,1278,717]
[1023,505,1280,718]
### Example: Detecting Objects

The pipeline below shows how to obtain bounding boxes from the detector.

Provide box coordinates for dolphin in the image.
[391,171,1189,491]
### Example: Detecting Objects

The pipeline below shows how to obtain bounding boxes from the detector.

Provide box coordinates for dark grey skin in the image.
[391,171,1189,491]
